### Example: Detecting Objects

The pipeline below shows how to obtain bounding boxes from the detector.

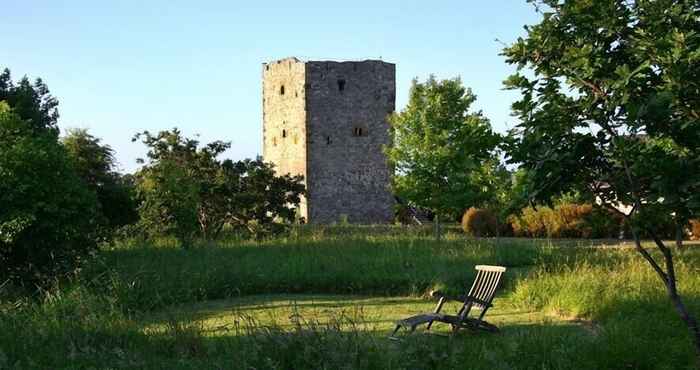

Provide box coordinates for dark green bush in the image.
[0,103,99,284]
[461,208,498,237]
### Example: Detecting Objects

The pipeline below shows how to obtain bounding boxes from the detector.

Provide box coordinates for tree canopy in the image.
[133,129,305,243]
[0,102,99,283]
[503,0,700,358]
[63,128,138,234]
[0,68,59,136]
[386,76,501,220]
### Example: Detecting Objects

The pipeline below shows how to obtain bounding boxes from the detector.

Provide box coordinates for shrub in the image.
[691,220,700,240]
[587,207,625,239]
[461,208,498,237]
[509,203,621,239]
[0,103,99,284]
[510,206,551,237]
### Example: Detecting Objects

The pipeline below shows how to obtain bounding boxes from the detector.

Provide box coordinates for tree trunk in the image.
[633,230,700,365]
[667,280,700,367]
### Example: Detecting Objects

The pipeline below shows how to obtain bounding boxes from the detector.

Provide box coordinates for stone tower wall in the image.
[304,60,395,224]
[262,57,309,219]
[262,58,396,224]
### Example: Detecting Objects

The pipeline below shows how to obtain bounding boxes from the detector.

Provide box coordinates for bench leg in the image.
[388,325,402,340]
[478,321,499,333]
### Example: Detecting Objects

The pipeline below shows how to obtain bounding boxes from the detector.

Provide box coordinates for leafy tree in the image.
[0,102,99,284]
[62,129,138,234]
[133,129,216,244]
[0,68,59,136]
[133,129,305,243]
[503,0,700,358]
[386,76,500,238]
[220,158,305,237]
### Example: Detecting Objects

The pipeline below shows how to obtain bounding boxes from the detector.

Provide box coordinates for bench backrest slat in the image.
[466,265,505,309]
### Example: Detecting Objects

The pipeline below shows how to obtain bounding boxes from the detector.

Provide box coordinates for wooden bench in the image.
[390,265,506,339]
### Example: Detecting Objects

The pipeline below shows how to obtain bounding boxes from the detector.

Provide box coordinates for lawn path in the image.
[140,294,570,337]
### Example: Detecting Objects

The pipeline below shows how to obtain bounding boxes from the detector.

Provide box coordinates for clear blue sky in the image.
[1,1,541,173]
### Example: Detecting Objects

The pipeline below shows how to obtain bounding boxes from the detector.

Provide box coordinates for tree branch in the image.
[649,228,677,292]
[632,229,669,283]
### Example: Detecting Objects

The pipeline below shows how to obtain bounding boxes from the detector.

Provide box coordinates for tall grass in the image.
[86,232,552,312]
[1,228,698,369]
[511,248,700,368]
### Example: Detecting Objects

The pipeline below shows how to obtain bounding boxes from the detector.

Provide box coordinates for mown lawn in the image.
[1,226,698,369]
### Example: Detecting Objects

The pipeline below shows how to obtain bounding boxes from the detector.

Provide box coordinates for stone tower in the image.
[262,57,395,224]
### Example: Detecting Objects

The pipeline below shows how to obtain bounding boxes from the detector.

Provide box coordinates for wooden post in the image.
[676,222,684,248]
[434,213,441,241]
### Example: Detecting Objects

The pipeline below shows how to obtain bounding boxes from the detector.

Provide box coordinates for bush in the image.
[0,103,99,284]
[510,206,552,237]
[691,220,700,240]
[509,203,621,239]
[461,208,498,237]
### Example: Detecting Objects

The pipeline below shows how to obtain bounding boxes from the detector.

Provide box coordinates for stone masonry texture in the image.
[262,57,395,224]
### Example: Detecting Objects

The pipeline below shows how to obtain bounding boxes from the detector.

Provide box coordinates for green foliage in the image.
[0,102,99,283]
[503,2,700,354]
[386,76,501,219]
[133,129,305,244]
[220,158,306,237]
[133,129,215,244]
[503,0,700,236]
[0,68,59,137]
[62,128,138,234]
[461,207,498,237]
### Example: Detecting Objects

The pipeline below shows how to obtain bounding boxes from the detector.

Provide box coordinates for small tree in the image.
[503,0,700,359]
[0,102,99,283]
[133,129,306,243]
[386,76,500,239]
[63,128,138,234]
[221,158,305,237]
[0,68,59,136]
[133,129,222,244]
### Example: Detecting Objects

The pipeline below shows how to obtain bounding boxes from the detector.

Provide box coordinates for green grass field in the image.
[1,226,699,369]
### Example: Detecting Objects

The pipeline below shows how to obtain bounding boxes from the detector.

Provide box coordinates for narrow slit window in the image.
[353,127,367,137]
[337,79,346,92]
[282,129,287,138]
[280,85,285,95]
[326,136,331,145]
